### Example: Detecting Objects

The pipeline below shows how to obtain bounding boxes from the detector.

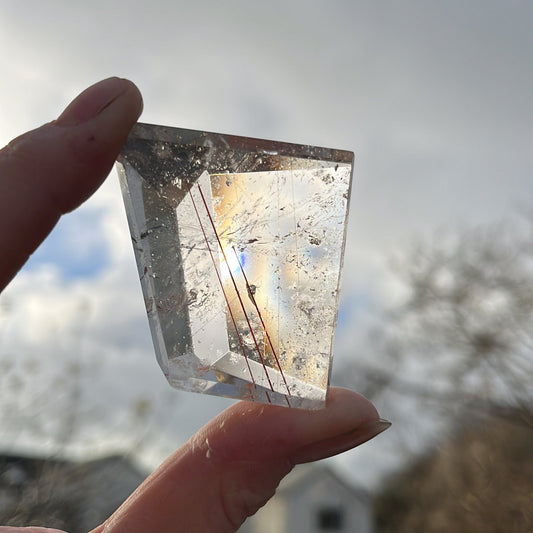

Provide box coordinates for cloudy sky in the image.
[1,0,532,488]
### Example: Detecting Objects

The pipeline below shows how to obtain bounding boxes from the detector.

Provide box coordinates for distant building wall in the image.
[240,465,372,533]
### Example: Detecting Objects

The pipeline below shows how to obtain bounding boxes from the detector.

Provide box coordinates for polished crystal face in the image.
[117,123,353,408]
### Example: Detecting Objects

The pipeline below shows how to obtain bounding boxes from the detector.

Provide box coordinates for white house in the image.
[239,464,373,533]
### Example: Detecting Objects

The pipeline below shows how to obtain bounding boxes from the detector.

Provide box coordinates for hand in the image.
[0,78,390,533]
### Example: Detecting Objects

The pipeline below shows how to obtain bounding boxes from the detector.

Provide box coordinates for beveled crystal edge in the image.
[125,122,354,165]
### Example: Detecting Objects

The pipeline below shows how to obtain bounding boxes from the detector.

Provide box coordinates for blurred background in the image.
[0,1,532,531]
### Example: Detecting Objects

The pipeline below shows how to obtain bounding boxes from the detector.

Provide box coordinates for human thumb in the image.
[92,388,389,533]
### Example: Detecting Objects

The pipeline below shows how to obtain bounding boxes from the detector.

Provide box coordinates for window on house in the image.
[316,505,345,530]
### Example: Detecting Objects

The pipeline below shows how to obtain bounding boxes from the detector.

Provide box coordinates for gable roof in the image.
[278,463,370,502]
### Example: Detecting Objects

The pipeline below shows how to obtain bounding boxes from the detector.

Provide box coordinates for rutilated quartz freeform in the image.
[117,123,353,408]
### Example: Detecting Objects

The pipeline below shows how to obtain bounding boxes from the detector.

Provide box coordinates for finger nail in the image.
[55,77,141,127]
[291,418,391,465]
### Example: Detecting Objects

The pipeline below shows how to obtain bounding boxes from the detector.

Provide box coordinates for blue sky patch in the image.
[23,209,109,280]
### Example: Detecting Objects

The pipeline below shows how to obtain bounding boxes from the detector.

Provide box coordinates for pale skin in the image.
[0,78,390,533]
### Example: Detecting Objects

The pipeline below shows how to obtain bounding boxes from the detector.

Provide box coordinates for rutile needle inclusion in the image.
[117,123,353,409]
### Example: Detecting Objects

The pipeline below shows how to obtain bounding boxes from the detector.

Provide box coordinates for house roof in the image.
[0,451,148,533]
[278,463,370,502]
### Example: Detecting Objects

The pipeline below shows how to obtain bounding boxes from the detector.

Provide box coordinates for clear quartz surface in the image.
[117,123,354,408]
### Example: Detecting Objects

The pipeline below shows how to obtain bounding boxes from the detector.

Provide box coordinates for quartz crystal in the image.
[117,123,353,408]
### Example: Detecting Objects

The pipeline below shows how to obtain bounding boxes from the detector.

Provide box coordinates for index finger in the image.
[0,77,143,291]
